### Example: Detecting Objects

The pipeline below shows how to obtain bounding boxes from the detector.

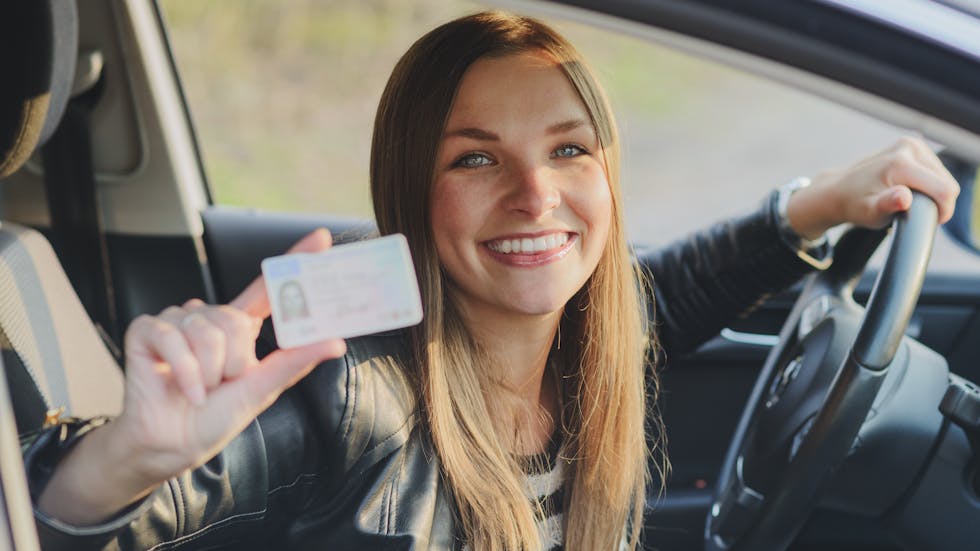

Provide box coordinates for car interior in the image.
[3,0,980,550]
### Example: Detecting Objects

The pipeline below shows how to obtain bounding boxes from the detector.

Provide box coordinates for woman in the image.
[278,280,311,322]
[27,11,958,551]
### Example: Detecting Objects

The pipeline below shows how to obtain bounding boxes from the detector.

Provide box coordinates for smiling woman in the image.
[369,17,649,548]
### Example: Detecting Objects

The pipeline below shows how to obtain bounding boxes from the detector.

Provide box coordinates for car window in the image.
[159,0,980,274]
[159,0,481,217]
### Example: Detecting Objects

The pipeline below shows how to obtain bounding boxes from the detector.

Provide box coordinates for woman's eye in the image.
[553,144,586,158]
[454,152,494,169]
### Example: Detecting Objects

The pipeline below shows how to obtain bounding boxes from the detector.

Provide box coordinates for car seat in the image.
[0,0,124,436]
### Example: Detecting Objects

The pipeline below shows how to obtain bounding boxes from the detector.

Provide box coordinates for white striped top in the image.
[459,440,568,551]
[526,457,565,551]
[522,440,567,551]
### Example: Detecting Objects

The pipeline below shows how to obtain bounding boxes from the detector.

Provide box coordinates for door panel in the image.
[201,207,376,304]
[107,234,213,333]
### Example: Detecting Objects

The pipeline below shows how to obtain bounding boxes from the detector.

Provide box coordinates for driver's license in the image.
[261,233,423,348]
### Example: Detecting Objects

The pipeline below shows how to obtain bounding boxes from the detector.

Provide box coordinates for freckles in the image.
[571,172,613,232]
[434,191,467,230]
[431,179,484,243]
[430,184,454,241]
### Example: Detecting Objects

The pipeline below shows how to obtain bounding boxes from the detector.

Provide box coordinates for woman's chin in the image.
[502,295,571,318]
[448,280,582,322]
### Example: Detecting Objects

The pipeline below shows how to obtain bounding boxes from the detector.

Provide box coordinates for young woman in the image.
[27,11,958,551]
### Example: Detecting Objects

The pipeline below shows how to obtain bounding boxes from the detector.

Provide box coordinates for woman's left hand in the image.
[786,137,960,240]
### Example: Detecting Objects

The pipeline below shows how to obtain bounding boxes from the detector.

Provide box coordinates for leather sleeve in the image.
[25,379,334,550]
[640,191,828,356]
[23,334,415,550]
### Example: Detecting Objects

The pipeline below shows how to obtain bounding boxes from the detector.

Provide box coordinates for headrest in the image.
[0,0,78,179]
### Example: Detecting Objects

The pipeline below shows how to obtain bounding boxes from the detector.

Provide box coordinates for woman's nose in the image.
[504,165,560,217]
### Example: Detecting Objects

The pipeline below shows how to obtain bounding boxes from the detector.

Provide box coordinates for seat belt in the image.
[40,51,121,358]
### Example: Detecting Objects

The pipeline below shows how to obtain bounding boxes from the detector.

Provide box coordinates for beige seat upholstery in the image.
[0,224,123,432]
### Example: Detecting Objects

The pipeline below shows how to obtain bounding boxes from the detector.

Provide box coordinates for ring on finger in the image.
[181,312,208,329]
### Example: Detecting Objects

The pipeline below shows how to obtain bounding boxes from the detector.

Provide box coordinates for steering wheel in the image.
[704,193,939,551]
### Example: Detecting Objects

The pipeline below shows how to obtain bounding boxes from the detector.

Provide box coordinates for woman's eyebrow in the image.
[546,119,589,135]
[444,127,499,141]
[443,119,591,140]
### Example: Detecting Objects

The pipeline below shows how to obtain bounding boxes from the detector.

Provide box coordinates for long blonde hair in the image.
[371,11,661,550]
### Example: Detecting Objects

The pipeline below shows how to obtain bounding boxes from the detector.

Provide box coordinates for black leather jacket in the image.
[26,194,824,550]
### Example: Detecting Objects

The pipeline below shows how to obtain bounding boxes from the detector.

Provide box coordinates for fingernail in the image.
[188,385,206,406]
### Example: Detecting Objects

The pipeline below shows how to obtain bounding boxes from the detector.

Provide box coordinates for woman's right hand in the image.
[38,229,347,524]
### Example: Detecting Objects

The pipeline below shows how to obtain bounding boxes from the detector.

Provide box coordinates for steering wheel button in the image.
[940,377,980,432]
[799,295,833,338]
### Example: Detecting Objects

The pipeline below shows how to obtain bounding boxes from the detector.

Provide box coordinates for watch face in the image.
[775,178,832,269]
[777,178,810,236]
[778,177,813,220]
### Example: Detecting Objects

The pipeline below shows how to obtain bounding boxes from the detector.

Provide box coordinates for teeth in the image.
[488,233,570,254]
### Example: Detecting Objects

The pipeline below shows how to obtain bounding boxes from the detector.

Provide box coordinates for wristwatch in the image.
[775,177,833,270]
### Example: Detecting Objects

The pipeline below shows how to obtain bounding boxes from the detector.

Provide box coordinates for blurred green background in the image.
[159,0,726,217]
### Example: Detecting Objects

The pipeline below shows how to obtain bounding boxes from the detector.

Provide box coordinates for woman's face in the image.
[280,283,306,316]
[431,51,612,323]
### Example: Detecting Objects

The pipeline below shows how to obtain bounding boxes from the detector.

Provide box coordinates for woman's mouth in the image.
[485,232,570,254]
[482,232,577,266]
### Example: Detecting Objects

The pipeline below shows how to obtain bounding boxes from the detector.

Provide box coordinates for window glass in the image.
[160,0,480,215]
[160,0,980,272]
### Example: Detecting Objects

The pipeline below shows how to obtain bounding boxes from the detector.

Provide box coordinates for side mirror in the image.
[939,151,980,253]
